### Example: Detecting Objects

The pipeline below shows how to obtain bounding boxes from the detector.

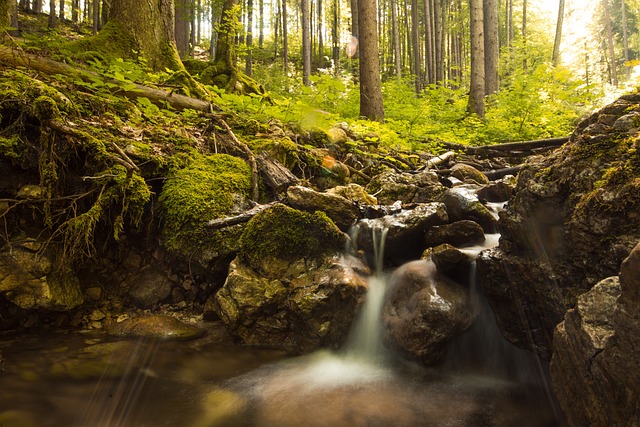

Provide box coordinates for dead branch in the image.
[441,137,569,156]
[424,151,456,169]
[206,201,281,229]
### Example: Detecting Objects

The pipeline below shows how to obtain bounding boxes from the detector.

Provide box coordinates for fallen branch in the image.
[442,136,569,155]
[483,165,523,180]
[206,201,281,229]
[0,46,217,112]
[424,151,456,169]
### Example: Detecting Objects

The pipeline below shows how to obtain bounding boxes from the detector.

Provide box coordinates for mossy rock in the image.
[159,153,252,266]
[239,204,347,278]
[106,315,205,340]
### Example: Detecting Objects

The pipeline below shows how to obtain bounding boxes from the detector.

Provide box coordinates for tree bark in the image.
[410,0,421,92]
[245,0,254,76]
[107,0,182,71]
[604,0,618,86]
[358,0,384,121]
[552,0,564,65]
[282,0,289,70]
[483,0,498,95]
[48,0,57,28]
[468,0,485,117]
[522,0,526,69]
[92,0,99,34]
[391,0,401,78]
[175,0,191,58]
[302,0,311,85]
[434,0,444,84]
[59,0,64,21]
[621,0,630,79]
[424,0,434,84]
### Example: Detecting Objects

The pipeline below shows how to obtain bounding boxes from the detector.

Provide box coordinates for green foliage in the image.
[158,153,252,260]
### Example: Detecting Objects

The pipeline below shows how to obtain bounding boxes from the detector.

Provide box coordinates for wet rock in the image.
[478,95,640,358]
[551,242,640,427]
[366,170,445,205]
[127,267,173,308]
[106,314,205,340]
[16,184,46,200]
[356,202,448,264]
[0,241,83,310]
[325,183,378,205]
[425,220,486,248]
[439,186,498,233]
[383,260,475,364]
[450,163,489,185]
[476,177,515,203]
[423,244,470,273]
[211,204,368,352]
[286,185,360,231]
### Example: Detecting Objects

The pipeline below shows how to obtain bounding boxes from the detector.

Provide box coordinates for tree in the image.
[48,0,57,28]
[483,0,498,95]
[552,0,565,65]
[302,0,311,85]
[391,0,401,78]
[358,0,384,120]
[604,0,618,86]
[621,0,630,79]
[175,0,192,58]
[468,0,485,117]
[410,0,422,92]
[282,0,289,70]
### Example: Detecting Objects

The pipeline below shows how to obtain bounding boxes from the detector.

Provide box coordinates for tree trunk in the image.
[48,0,57,27]
[92,0,99,34]
[189,0,196,53]
[410,0,421,92]
[604,0,618,86]
[424,0,434,84]
[522,0,526,69]
[483,0,498,95]
[245,0,254,76]
[552,0,564,65]
[59,0,64,21]
[101,0,109,26]
[468,0,485,117]
[358,0,384,121]
[109,0,183,71]
[302,0,311,85]
[332,0,339,70]
[71,0,78,23]
[391,0,401,77]
[19,0,28,12]
[258,0,264,47]
[434,0,444,84]
[175,0,191,58]
[32,0,41,13]
[282,0,289,70]
[316,0,323,69]
[621,0,630,79]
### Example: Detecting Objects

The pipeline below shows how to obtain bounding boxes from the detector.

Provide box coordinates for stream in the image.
[0,227,565,427]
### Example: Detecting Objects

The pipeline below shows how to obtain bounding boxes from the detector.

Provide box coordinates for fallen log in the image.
[257,152,299,195]
[0,46,217,112]
[424,151,456,169]
[442,136,569,155]
[483,165,522,180]
[206,201,281,229]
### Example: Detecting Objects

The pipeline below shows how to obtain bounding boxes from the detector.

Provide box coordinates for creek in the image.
[0,223,565,427]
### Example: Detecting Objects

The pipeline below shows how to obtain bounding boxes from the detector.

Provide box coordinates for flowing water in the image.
[0,225,565,427]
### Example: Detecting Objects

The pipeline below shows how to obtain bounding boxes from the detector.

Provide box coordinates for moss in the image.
[182,58,212,75]
[62,21,138,64]
[159,153,252,259]
[162,70,209,99]
[33,96,61,122]
[247,137,301,169]
[239,204,346,268]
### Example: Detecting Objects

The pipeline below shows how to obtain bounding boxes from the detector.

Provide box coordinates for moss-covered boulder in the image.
[478,93,640,358]
[211,204,368,352]
[366,170,445,205]
[0,240,83,310]
[158,153,252,270]
[286,185,360,231]
[106,314,205,340]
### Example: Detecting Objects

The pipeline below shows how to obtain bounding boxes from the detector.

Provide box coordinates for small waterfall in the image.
[342,226,390,365]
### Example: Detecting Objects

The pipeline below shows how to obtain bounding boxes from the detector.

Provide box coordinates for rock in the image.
[423,244,470,273]
[450,163,489,185]
[366,170,445,205]
[478,95,640,358]
[425,220,486,248]
[326,127,349,144]
[0,241,83,310]
[476,178,514,203]
[127,267,173,308]
[85,287,102,301]
[212,204,367,352]
[286,185,360,231]
[383,260,475,365]
[439,187,497,233]
[356,202,449,264]
[106,314,205,340]
[612,111,640,133]
[325,183,377,205]
[16,184,46,200]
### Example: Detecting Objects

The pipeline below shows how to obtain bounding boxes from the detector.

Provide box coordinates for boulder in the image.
[425,220,486,248]
[449,163,489,185]
[439,187,498,233]
[478,95,640,358]
[286,185,360,231]
[325,183,378,205]
[366,170,445,205]
[127,267,173,308]
[383,260,475,364]
[422,244,470,273]
[551,243,640,427]
[211,204,368,352]
[106,314,205,340]
[356,203,448,264]
[476,176,515,203]
[0,240,83,310]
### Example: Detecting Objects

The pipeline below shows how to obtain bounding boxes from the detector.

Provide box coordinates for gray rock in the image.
[366,170,445,205]
[450,163,489,185]
[425,220,486,248]
[383,260,474,365]
[286,185,360,230]
[439,187,497,233]
[127,267,173,308]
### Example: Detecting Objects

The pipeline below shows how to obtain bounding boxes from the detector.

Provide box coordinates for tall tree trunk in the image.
[246,0,254,76]
[350,0,358,59]
[552,0,564,65]
[71,0,78,23]
[189,0,196,53]
[604,0,618,86]
[468,0,485,117]
[59,0,64,21]
[391,0,401,77]
[434,0,444,84]
[282,0,289,70]
[317,0,323,68]
[101,0,109,26]
[2,0,18,32]
[19,0,29,12]
[621,0,630,79]
[32,0,41,13]
[109,0,182,71]
[358,0,384,121]
[48,0,57,27]
[332,0,339,70]
[196,0,201,45]
[302,0,311,85]
[522,0,526,69]
[424,0,434,84]
[410,0,421,92]
[483,0,498,94]
[259,0,264,47]
[175,0,191,58]
[92,0,100,34]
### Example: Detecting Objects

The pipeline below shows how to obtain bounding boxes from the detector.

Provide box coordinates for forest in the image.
[1,0,640,426]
